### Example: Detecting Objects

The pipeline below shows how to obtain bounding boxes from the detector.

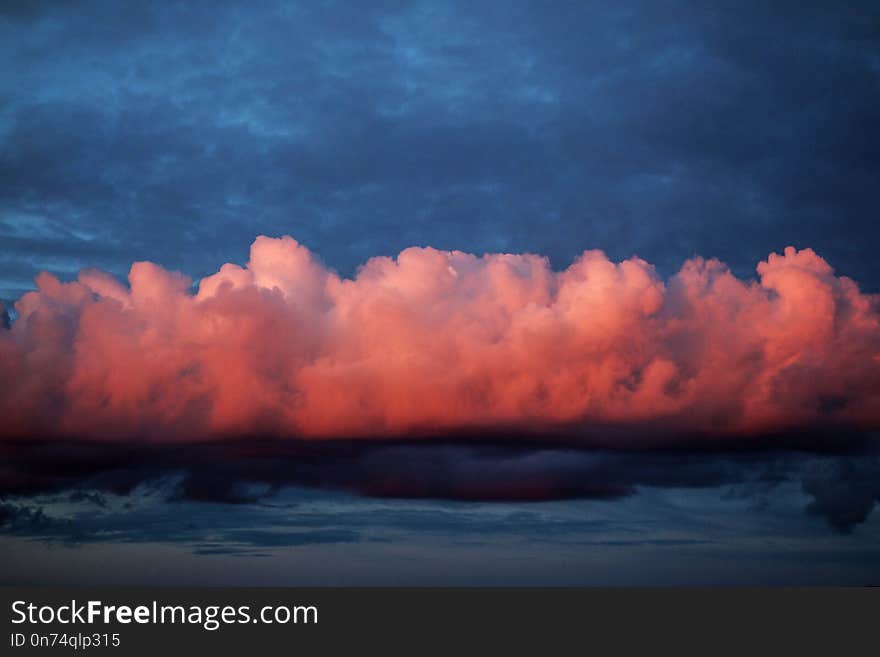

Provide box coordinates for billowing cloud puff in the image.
[1,236,878,441]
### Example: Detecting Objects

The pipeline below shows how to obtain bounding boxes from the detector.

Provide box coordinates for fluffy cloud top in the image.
[1,236,878,441]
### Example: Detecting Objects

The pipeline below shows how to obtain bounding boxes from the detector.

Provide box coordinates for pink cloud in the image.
[2,237,878,441]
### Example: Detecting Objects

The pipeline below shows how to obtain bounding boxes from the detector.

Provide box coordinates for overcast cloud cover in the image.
[1,0,879,302]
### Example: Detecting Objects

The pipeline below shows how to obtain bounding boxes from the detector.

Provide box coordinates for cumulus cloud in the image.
[1,236,879,441]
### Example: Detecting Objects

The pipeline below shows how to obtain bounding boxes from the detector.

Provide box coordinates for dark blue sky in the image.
[3,467,879,586]
[2,0,879,302]
[1,438,879,584]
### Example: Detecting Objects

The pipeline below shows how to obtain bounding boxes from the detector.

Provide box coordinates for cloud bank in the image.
[1,236,879,442]
[1,439,878,533]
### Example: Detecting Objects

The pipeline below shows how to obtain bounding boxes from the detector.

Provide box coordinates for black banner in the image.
[1,588,877,655]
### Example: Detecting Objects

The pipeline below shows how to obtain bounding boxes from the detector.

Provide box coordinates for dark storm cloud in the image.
[802,456,880,533]
[1,0,878,300]
[0,500,51,532]
[0,489,363,555]
[1,437,879,533]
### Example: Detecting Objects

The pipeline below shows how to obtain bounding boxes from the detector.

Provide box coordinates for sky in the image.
[1,0,879,302]
[1,1,880,585]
